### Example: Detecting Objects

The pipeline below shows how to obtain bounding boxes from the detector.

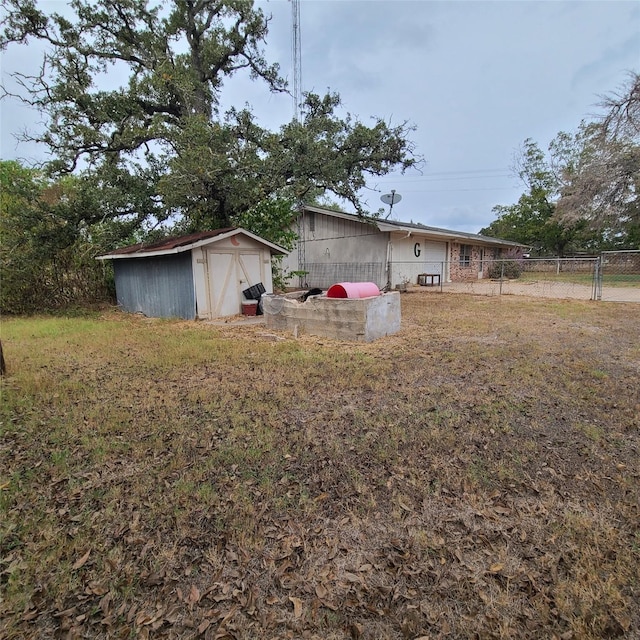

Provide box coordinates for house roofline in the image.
[300,205,525,249]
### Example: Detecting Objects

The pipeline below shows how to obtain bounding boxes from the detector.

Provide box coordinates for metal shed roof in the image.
[97,227,288,260]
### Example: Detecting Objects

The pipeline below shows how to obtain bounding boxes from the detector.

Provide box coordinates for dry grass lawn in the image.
[1,292,639,639]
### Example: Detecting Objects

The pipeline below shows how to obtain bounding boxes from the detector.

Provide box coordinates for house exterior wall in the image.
[281,207,519,289]
[282,211,389,288]
[450,243,502,281]
[282,211,452,288]
[113,252,195,319]
[389,233,449,285]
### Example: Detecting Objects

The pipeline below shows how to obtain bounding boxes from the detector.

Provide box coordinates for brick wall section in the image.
[450,243,501,282]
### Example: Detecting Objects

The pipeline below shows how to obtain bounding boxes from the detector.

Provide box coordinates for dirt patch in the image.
[440,279,640,302]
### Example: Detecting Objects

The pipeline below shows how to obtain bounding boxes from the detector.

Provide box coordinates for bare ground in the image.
[441,280,640,302]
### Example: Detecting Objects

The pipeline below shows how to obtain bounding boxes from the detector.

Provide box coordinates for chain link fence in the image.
[598,250,640,302]
[411,254,639,302]
[293,252,640,302]
[300,262,386,289]
[396,258,598,300]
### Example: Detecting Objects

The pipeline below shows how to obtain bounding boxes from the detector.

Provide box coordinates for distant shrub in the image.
[488,260,522,279]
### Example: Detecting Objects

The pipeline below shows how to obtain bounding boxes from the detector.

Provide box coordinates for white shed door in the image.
[238,252,262,292]
[208,250,263,317]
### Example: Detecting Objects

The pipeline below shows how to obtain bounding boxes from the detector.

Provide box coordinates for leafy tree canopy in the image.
[0,160,114,312]
[554,74,639,241]
[1,0,420,239]
[480,140,588,256]
[483,73,639,254]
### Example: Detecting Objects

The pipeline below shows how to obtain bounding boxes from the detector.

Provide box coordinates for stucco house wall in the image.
[388,232,449,286]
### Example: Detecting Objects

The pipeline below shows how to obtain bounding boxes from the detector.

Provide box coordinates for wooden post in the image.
[0,340,5,376]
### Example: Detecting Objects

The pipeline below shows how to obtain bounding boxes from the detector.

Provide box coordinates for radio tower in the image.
[291,0,306,285]
[291,0,302,121]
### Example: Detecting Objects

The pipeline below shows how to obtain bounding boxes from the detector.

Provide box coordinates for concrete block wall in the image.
[263,291,401,342]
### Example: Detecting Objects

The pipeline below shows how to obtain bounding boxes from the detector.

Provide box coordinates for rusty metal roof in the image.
[104,228,237,256]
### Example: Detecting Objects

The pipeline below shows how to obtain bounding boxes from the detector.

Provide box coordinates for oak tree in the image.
[1,0,419,235]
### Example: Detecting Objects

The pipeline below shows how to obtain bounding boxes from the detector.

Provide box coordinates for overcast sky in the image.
[1,0,639,233]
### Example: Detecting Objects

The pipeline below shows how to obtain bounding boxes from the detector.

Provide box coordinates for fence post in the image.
[499,260,504,295]
[593,257,602,301]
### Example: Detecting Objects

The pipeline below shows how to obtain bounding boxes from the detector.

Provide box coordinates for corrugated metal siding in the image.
[113,253,195,319]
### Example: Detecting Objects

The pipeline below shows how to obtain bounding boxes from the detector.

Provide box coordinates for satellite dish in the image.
[381,192,402,206]
[381,190,402,219]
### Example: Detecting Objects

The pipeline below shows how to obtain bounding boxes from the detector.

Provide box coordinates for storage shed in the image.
[97,228,287,320]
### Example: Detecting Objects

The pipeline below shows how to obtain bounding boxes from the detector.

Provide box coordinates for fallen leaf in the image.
[320,599,338,611]
[489,563,504,573]
[99,592,112,617]
[315,584,328,599]
[218,605,239,628]
[197,618,211,634]
[613,611,631,632]
[164,605,182,624]
[289,596,303,618]
[135,611,152,626]
[188,584,201,605]
[87,581,109,596]
[127,604,138,624]
[72,549,91,570]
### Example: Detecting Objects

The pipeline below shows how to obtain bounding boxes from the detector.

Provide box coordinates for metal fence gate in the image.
[597,250,640,302]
